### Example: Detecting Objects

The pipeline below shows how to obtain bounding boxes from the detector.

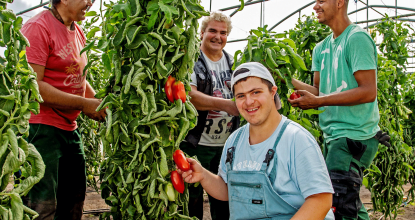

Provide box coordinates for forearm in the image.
[317,86,376,107]
[189,89,233,112]
[85,81,96,98]
[200,171,229,201]
[291,193,332,220]
[38,80,86,110]
[292,78,319,96]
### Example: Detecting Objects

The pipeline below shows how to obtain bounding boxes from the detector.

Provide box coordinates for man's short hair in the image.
[52,0,61,6]
[200,11,232,35]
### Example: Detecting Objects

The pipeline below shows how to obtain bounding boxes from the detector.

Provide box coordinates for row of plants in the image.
[0,1,45,219]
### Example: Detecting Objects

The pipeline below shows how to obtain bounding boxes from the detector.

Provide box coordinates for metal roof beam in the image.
[16,1,50,16]
[268,1,315,31]
[355,13,415,24]
[219,0,269,12]
[349,5,415,15]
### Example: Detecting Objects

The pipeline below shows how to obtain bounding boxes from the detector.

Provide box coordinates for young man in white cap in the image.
[179,62,335,220]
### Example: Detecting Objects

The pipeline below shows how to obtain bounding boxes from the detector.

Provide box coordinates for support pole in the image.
[367,0,369,30]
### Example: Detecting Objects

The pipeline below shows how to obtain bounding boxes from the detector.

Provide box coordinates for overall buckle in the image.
[263,149,275,166]
[226,147,235,164]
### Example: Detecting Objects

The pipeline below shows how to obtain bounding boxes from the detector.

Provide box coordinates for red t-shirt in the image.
[21,10,87,131]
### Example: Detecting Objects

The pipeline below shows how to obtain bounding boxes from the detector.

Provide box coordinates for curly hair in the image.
[200,11,232,35]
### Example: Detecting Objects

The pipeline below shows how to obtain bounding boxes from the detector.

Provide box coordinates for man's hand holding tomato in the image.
[288,90,323,110]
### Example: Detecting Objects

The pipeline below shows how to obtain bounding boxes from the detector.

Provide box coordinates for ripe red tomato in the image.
[173,150,190,171]
[290,92,301,100]
[170,171,185,194]
[172,81,186,103]
[165,76,176,103]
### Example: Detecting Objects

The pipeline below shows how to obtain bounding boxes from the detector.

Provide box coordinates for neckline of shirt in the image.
[45,10,77,33]
[245,115,287,149]
[202,51,225,64]
[331,24,355,45]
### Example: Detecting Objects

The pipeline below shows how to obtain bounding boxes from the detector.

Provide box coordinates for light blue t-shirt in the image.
[218,116,334,214]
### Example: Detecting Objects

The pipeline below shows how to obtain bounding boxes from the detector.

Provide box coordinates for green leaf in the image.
[85,11,97,17]
[148,10,159,30]
[147,0,160,14]
[86,27,100,39]
[302,109,325,116]
[80,40,95,55]
[102,53,111,72]
[13,16,22,31]
[282,38,297,53]
[10,193,24,220]
[158,147,169,177]
[2,9,16,21]
[238,0,245,11]
[158,2,179,24]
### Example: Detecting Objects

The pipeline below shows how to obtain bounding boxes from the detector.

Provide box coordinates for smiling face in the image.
[64,0,93,22]
[313,0,338,25]
[234,77,278,127]
[200,20,228,55]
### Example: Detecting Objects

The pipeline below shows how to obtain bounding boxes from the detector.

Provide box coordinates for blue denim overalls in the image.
[226,119,298,220]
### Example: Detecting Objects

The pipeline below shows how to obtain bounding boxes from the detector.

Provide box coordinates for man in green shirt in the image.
[289,0,380,219]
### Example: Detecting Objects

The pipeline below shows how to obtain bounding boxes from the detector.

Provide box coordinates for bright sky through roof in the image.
[4,0,415,69]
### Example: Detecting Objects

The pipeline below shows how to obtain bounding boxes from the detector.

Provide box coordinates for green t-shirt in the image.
[311,24,380,143]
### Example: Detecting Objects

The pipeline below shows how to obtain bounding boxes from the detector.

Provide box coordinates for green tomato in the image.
[88,174,94,181]
[165,182,175,201]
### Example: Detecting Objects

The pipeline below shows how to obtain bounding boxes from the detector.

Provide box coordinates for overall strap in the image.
[260,120,292,174]
[225,127,244,170]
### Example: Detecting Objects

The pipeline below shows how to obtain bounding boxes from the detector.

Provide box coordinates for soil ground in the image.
[81,184,415,220]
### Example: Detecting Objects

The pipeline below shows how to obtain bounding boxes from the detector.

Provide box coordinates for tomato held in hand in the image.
[173,149,190,171]
[290,92,301,100]
[171,171,185,194]
[165,76,176,103]
[172,81,186,103]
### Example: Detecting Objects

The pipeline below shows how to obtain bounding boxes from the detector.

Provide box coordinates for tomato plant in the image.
[0,2,45,219]
[362,16,414,219]
[80,0,207,219]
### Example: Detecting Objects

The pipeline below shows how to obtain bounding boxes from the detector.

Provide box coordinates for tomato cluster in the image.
[170,150,191,194]
[289,92,301,100]
[165,76,186,103]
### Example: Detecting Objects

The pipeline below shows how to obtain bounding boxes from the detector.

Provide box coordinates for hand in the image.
[82,98,107,121]
[224,100,239,116]
[288,90,323,110]
[177,158,205,184]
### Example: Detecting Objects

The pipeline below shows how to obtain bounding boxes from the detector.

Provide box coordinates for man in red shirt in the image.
[21,0,106,219]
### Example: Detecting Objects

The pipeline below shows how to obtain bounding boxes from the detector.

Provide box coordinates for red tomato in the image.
[290,92,301,100]
[170,171,185,194]
[173,150,190,171]
[165,76,176,103]
[172,81,186,103]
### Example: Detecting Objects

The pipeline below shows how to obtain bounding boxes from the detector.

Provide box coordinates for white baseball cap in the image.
[231,62,281,110]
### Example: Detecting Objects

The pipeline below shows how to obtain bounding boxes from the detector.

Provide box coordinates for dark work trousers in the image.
[180,142,230,220]
[23,124,86,220]
[324,137,379,220]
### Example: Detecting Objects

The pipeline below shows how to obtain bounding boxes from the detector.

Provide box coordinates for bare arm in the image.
[291,193,332,220]
[291,71,320,96]
[31,63,106,121]
[189,85,239,116]
[288,69,377,109]
[180,158,229,201]
[85,81,96,98]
